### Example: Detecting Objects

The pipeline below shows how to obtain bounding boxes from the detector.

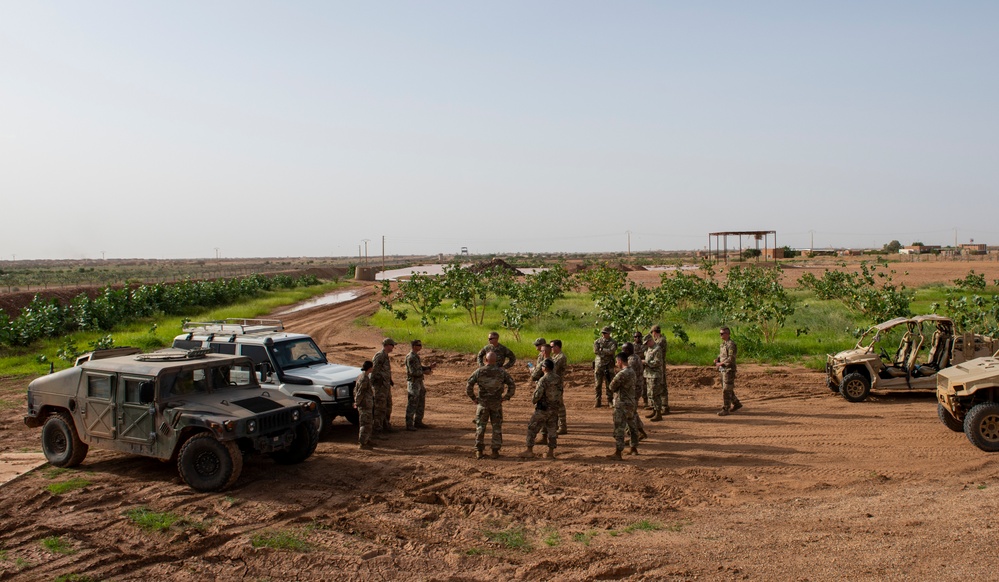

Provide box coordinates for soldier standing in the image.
[643,326,668,421]
[593,326,617,407]
[519,358,561,460]
[405,339,432,430]
[622,342,648,441]
[549,339,569,435]
[714,327,743,416]
[633,330,649,408]
[466,351,516,459]
[354,361,374,449]
[371,338,396,433]
[528,339,554,445]
[607,353,640,459]
[477,331,517,369]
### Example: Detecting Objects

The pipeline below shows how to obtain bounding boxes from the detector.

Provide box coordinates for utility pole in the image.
[101,251,105,260]
[381,235,385,273]
[810,230,814,251]
[626,231,631,256]
[362,239,370,265]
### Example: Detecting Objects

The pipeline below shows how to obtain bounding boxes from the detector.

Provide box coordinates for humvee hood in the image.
[938,356,999,385]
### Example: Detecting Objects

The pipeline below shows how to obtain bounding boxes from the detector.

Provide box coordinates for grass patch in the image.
[124,507,181,532]
[14,558,31,570]
[0,282,346,377]
[46,478,91,495]
[572,530,599,546]
[250,530,311,552]
[0,548,7,561]
[483,525,532,551]
[54,575,96,582]
[0,398,16,411]
[40,536,75,555]
[541,527,561,547]
[42,467,71,480]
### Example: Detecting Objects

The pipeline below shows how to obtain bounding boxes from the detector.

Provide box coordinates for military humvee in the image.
[24,348,320,491]
[825,315,998,402]
[936,352,999,452]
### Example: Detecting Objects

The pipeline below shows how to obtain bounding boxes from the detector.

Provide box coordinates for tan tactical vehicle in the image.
[825,315,998,402]
[24,348,320,491]
[936,352,999,452]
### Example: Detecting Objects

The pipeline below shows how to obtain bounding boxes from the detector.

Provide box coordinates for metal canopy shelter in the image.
[708,230,778,263]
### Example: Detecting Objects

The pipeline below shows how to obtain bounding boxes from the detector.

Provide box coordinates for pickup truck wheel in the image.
[839,373,871,402]
[964,402,999,452]
[344,408,360,426]
[938,403,964,432]
[315,403,333,439]
[271,421,319,465]
[177,433,243,491]
[41,412,89,468]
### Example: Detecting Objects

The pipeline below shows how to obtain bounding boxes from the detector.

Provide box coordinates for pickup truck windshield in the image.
[272,339,326,370]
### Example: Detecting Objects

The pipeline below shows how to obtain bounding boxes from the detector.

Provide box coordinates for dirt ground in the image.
[1,260,998,581]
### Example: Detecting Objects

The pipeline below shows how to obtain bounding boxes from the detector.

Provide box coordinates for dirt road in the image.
[1,283,997,580]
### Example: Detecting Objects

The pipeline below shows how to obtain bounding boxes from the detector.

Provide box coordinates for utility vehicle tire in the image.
[826,378,840,393]
[344,408,360,426]
[964,402,999,452]
[271,421,319,465]
[938,403,964,432]
[839,373,871,402]
[41,412,89,468]
[177,433,243,491]
[314,402,332,439]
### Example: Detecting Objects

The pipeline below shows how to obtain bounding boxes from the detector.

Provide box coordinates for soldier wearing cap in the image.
[621,342,647,441]
[607,352,640,459]
[633,330,649,408]
[519,358,561,460]
[529,337,551,382]
[372,338,396,433]
[477,331,517,369]
[405,339,432,430]
[643,325,669,421]
[593,326,617,407]
[466,351,517,459]
[354,361,375,449]
[714,326,743,416]
[549,339,569,435]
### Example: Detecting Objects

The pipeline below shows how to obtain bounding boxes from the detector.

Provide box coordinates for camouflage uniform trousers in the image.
[721,370,740,411]
[540,401,567,440]
[645,374,669,413]
[527,408,558,449]
[474,400,504,451]
[594,365,614,402]
[372,382,391,430]
[357,408,374,445]
[406,380,426,427]
[613,402,639,450]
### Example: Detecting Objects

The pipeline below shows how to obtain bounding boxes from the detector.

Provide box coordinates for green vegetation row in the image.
[0,273,323,348]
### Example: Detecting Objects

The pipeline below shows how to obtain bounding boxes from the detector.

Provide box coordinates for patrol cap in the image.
[533,337,547,346]
[601,326,612,334]
[411,339,422,347]
[650,324,661,333]
[382,337,397,346]
[644,334,653,343]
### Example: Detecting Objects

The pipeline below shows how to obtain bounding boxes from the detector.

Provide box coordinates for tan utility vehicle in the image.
[936,352,999,451]
[25,348,320,491]
[825,315,998,402]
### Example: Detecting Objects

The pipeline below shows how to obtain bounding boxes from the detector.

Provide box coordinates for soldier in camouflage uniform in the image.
[622,342,647,441]
[643,326,669,421]
[549,339,569,434]
[607,353,639,459]
[371,338,396,433]
[519,358,561,460]
[466,351,517,459]
[477,331,517,369]
[354,361,374,449]
[633,331,649,408]
[528,339,553,445]
[405,339,432,430]
[714,327,743,416]
[593,326,617,407]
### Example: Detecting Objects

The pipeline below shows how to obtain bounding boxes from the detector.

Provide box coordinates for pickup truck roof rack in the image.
[182,319,285,335]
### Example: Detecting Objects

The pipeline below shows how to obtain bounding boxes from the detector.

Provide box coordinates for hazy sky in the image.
[2,2,998,260]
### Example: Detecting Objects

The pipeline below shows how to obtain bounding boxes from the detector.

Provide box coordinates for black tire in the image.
[314,402,333,439]
[177,433,243,492]
[964,402,999,452]
[826,378,840,393]
[343,408,360,427]
[839,372,871,403]
[271,422,319,465]
[938,403,964,432]
[41,412,88,468]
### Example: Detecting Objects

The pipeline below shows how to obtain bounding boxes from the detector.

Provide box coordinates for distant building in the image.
[763,248,785,260]
[960,243,987,255]
[902,244,941,255]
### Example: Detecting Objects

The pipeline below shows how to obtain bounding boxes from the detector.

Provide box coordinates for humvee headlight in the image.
[302,401,317,412]
[292,410,301,422]
[223,420,235,432]
[247,419,257,433]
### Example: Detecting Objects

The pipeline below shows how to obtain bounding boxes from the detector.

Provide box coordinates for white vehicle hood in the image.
[285,363,362,386]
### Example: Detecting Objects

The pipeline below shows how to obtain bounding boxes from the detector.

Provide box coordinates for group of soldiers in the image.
[352,325,742,459]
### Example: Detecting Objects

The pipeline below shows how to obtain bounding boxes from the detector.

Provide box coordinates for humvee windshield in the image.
[272,338,327,370]
[163,363,259,397]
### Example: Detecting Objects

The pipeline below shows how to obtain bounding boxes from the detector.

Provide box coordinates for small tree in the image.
[883,240,902,253]
[723,266,794,344]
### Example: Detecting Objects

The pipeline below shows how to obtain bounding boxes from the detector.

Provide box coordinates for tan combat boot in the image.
[474,448,485,459]
[650,410,663,422]
[490,448,501,459]
[544,447,556,460]
[628,446,639,456]
[607,448,623,460]
[518,447,535,459]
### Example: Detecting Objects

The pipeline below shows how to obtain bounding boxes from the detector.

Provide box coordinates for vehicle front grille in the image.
[258,409,294,433]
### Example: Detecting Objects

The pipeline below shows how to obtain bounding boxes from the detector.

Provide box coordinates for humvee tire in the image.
[964,402,999,452]
[937,403,964,432]
[271,421,319,465]
[177,433,243,491]
[41,412,89,468]
[840,372,871,403]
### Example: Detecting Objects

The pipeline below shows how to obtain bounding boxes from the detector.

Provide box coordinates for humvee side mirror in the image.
[257,362,272,381]
[139,381,155,404]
